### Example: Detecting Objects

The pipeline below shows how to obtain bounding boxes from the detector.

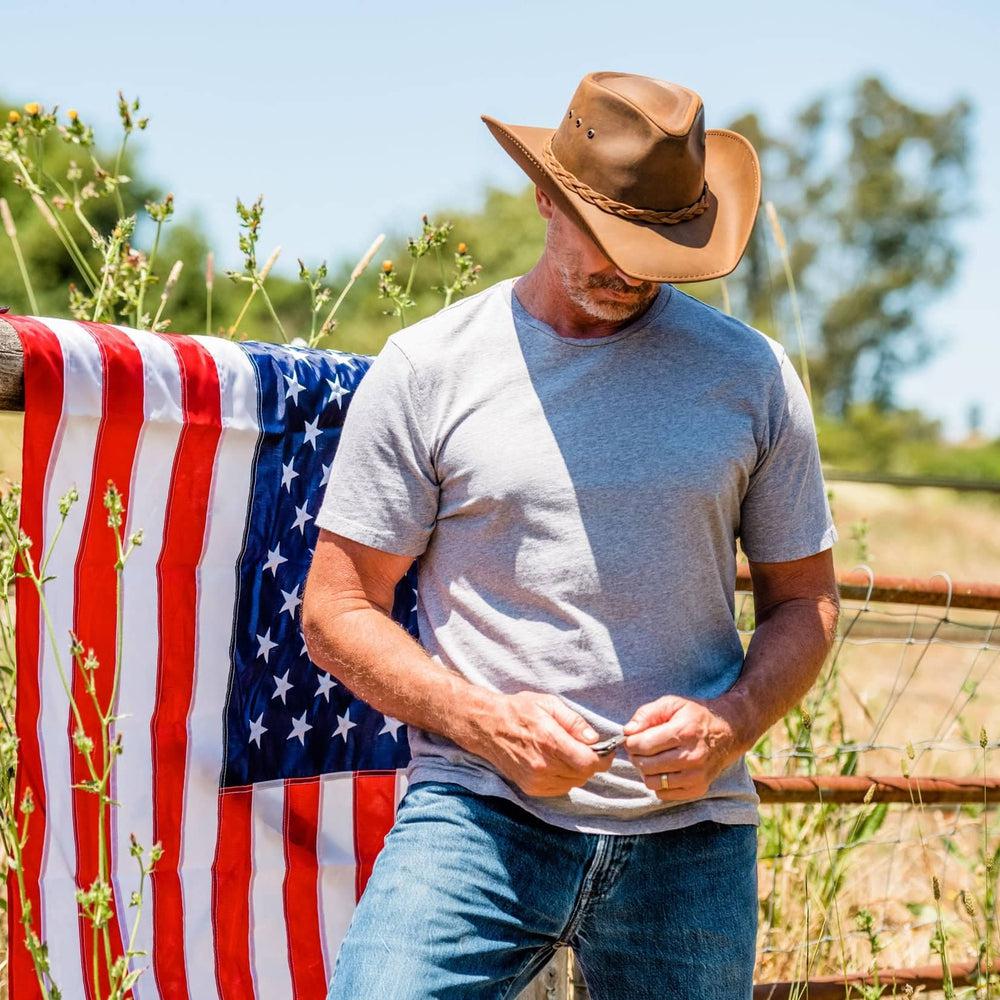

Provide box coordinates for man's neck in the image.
[512,258,659,340]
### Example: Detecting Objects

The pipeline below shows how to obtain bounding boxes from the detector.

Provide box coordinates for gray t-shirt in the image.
[315,275,837,835]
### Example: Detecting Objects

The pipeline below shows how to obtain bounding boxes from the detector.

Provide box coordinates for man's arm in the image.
[623,548,840,801]
[301,528,612,797]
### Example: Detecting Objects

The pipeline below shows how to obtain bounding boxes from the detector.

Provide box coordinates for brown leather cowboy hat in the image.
[481,71,761,283]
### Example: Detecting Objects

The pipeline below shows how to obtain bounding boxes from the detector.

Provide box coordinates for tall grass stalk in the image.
[229,244,282,340]
[30,189,98,293]
[315,233,385,346]
[205,251,215,334]
[765,200,813,405]
[150,260,183,331]
[0,482,160,999]
[0,196,39,314]
[134,217,163,328]
[4,137,100,293]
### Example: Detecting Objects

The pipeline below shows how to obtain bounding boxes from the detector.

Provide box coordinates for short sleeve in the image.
[739,350,839,563]
[314,340,439,558]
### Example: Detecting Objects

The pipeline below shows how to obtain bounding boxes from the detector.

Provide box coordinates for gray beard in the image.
[565,282,657,324]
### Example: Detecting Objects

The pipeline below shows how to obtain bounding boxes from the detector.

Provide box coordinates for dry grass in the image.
[828,479,1000,582]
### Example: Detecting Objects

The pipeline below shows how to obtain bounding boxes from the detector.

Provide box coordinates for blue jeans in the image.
[327,780,758,1000]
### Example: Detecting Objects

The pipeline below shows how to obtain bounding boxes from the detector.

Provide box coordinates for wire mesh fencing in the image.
[743,565,1000,997]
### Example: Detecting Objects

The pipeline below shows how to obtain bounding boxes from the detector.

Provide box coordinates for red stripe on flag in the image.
[70,322,141,1000]
[213,786,254,998]
[8,318,65,1000]
[149,333,223,998]
[352,772,397,900]
[283,778,326,999]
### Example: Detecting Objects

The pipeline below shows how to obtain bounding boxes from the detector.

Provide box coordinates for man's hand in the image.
[622,695,747,802]
[474,691,614,798]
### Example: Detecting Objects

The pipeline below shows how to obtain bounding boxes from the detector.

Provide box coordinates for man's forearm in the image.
[303,604,499,756]
[715,595,840,754]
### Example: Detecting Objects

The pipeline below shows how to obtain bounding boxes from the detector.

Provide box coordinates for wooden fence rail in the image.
[521,952,1000,999]
[754,957,1000,999]
[737,564,1000,612]
[754,774,1000,804]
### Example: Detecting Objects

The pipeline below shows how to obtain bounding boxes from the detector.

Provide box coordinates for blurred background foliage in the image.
[1,74,997,481]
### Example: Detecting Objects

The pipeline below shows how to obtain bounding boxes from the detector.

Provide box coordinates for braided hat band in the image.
[541,136,711,226]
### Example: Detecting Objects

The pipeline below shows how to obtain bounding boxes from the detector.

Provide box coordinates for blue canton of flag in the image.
[222,342,419,788]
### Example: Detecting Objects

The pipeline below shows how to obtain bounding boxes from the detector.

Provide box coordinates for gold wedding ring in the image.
[659,773,670,791]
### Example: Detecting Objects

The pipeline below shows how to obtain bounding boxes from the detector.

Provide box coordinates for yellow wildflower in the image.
[23,102,40,116]
[7,110,20,124]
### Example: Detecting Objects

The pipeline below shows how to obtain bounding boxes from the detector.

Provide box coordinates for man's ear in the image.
[535,184,555,220]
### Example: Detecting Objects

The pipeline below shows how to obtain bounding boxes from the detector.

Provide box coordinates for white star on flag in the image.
[287,711,313,746]
[264,544,288,577]
[332,710,357,742]
[292,503,313,535]
[320,462,331,487]
[271,669,293,704]
[315,671,336,701]
[378,716,405,741]
[281,458,299,492]
[283,370,305,405]
[302,414,322,450]
[248,712,268,748]
[279,585,303,619]
[256,627,278,663]
[325,375,349,409]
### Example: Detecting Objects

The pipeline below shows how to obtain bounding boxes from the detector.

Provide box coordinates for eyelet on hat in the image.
[575,117,582,127]
[586,128,595,139]
[568,108,574,118]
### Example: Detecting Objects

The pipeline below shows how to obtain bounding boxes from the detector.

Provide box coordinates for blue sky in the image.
[3,0,997,438]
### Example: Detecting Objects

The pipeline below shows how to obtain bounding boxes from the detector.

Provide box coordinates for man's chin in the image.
[579,290,656,323]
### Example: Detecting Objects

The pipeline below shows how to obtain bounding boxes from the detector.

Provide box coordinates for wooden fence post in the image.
[518,947,574,999]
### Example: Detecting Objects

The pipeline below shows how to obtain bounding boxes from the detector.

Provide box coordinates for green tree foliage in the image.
[727,76,972,415]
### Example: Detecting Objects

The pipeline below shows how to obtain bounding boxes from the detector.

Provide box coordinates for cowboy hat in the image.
[481,71,761,283]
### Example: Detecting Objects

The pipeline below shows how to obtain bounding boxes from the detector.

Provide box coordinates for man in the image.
[304,71,840,999]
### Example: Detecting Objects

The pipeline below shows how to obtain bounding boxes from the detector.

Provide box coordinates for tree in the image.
[726,76,972,415]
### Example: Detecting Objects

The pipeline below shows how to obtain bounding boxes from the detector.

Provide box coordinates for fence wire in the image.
[736,573,1000,994]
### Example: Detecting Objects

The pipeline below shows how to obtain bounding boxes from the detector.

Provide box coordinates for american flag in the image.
[7,315,417,999]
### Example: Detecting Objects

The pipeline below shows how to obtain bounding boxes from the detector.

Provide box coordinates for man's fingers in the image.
[628,746,698,776]
[624,720,684,757]
[623,694,686,735]
[642,772,704,801]
[534,711,602,773]
[541,697,600,744]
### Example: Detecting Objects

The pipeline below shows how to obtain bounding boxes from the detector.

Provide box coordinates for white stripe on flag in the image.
[180,335,261,999]
[394,771,409,810]
[317,772,358,980]
[36,317,104,1000]
[250,780,295,999]
[110,325,185,1000]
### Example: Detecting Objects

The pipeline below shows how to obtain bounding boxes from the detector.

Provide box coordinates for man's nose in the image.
[614,268,646,287]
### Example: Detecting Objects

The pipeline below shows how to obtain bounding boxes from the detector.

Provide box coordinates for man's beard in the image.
[556,260,659,323]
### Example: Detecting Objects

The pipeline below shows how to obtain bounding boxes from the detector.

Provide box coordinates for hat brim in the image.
[481,115,761,283]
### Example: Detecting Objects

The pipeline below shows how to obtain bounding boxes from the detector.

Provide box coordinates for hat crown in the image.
[551,72,707,213]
